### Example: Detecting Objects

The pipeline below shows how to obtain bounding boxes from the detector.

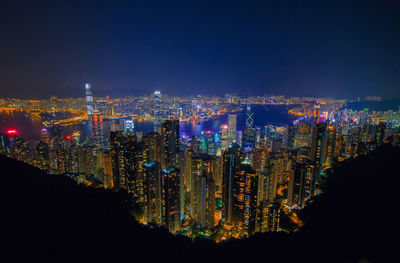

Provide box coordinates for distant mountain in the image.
[1,144,399,262]
[346,99,400,111]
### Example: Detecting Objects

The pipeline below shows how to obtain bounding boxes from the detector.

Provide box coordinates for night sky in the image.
[1,0,399,99]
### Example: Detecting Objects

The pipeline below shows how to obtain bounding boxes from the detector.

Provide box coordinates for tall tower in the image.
[189,155,216,228]
[219,124,228,151]
[110,131,127,190]
[161,119,180,168]
[154,90,162,133]
[309,122,328,165]
[161,167,181,233]
[222,143,241,224]
[85,83,93,116]
[241,164,258,236]
[286,124,296,150]
[245,104,254,129]
[143,161,162,224]
[288,163,317,206]
[322,125,336,167]
[91,110,105,148]
[243,105,256,151]
[375,121,386,146]
[228,113,237,146]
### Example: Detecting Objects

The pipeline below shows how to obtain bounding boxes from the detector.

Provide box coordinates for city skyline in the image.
[1,1,399,261]
[2,82,400,101]
[1,82,399,240]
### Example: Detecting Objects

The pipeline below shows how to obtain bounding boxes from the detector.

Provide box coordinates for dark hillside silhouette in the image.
[219,144,399,263]
[1,144,399,262]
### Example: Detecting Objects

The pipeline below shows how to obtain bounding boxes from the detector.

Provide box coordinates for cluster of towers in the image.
[104,104,282,237]
[1,86,398,240]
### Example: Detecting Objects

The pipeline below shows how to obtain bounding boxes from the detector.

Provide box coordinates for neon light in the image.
[7,130,17,134]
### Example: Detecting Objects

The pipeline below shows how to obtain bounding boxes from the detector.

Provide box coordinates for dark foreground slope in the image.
[1,144,399,263]
[0,156,202,263]
[220,144,400,263]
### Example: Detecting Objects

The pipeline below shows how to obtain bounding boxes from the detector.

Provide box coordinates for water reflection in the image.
[0,105,297,142]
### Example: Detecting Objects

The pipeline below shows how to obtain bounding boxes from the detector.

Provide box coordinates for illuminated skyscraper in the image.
[286,124,296,150]
[287,163,317,206]
[36,141,50,172]
[252,146,270,204]
[258,202,281,232]
[110,131,127,190]
[245,167,258,236]
[40,128,50,143]
[199,168,216,228]
[219,125,228,151]
[131,141,147,203]
[189,154,216,228]
[309,122,327,164]
[50,125,63,150]
[201,131,216,156]
[222,143,241,224]
[54,148,67,174]
[233,164,258,236]
[161,167,181,233]
[322,125,336,167]
[243,105,256,151]
[309,122,335,178]
[0,133,10,154]
[143,132,162,164]
[375,121,386,146]
[50,125,62,140]
[123,119,135,136]
[161,119,180,168]
[228,113,237,145]
[294,121,312,149]
[91,110,105,148]
[65,145,80,175]
[236,130,243,147]
[263,167,277,202]
[154,90,162,134]
[110,118,122,132]
[245,104,254,129]
[143,161,162,224]
[85,83,93,116]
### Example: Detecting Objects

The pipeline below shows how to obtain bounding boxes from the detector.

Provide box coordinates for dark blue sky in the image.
[1,0,399,98]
